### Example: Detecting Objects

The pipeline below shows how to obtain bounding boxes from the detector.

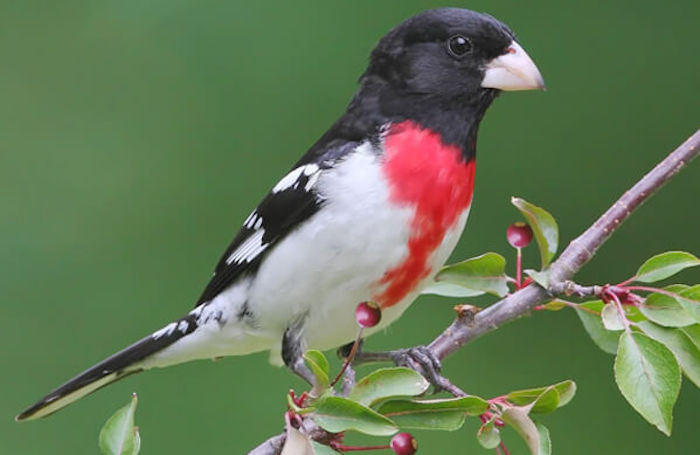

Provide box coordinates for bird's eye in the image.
[447,35,473,58]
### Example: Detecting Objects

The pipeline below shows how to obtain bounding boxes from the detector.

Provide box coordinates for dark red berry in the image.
[355,301,381,328]
[391,432,417,455]
[506,222,533,248]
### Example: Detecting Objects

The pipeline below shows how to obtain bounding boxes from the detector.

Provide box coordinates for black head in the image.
[307,9,544,160]
[365,9,543,101]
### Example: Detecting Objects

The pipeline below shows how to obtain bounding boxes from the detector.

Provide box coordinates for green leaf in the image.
[634,251,700,283]
[421,281,485,298]
[131,431,141,455]
[435,253,508,297]
[305,350,329,377]
[98,394,140,455]
[540,299,567,311]
[507,387,556,414]
[536,423,552,455]
[529,387,559,414]
[552,380,577,407]
[501,406,540,455]
[311,442,339,455]
[312,397,397,436]
[639,322,700,388]
[614,332,681,435]
[349,368,429,408]
[476,420,501,449]
[304,350,330,390]
[525,269,550,288]
[576,301,620,354]
[601,303,626,331]
[377,396,488,431]
[511,197,559,269]
[680,324,700,350]
[506,380,576,413]
[640,285,694,327]
[676,285,700,323]
[623,305,648,323]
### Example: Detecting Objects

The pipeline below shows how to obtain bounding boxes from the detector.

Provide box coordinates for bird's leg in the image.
[282,326,316,389]
[353,345,451,393]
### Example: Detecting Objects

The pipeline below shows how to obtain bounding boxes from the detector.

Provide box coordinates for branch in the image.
[250,129,700,454]
[430,128,700,359]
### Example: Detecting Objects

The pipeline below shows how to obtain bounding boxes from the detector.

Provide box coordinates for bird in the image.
[17,7,544,421]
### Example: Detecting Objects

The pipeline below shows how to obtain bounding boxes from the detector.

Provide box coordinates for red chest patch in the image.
[372,121,475,308]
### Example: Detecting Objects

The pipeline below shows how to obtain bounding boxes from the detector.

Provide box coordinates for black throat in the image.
[309,75,499,163]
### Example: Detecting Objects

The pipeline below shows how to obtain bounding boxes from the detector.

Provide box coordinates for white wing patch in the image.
[272,164,320,193]
[229,164,323,268]
[220,163,321,274]
[226,230,269,265]
[152,322,178,340]
[304,170,321,191]
[177,320,189,334]
[243,211,262,229]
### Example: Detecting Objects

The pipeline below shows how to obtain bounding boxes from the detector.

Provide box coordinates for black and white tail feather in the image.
[15,312,200,421]
[16,156,329,421]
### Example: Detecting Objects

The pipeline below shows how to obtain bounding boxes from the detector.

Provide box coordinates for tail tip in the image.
[15,410,32,422]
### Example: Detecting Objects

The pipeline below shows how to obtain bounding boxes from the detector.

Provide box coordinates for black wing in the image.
[195,140,360,307]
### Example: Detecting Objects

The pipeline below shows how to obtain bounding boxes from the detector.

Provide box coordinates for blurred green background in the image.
[2,0,698,453]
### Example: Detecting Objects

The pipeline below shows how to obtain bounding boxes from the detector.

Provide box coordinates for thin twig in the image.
[548,280,601,298]
[331,329,363,387]
[430,129,699,359]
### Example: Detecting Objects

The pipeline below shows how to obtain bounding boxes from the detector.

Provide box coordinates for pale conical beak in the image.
[481,41,545,91]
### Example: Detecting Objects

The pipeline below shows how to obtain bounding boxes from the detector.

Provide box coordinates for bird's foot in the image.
[391,346,452,393]
[354,345,451,393]
[282,324,320,395]
[288,357,317,388]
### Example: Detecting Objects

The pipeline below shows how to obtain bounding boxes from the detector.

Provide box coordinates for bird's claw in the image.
[390,346,450,392]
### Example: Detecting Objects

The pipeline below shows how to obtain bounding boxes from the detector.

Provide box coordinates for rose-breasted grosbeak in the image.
[17,8,543,421]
